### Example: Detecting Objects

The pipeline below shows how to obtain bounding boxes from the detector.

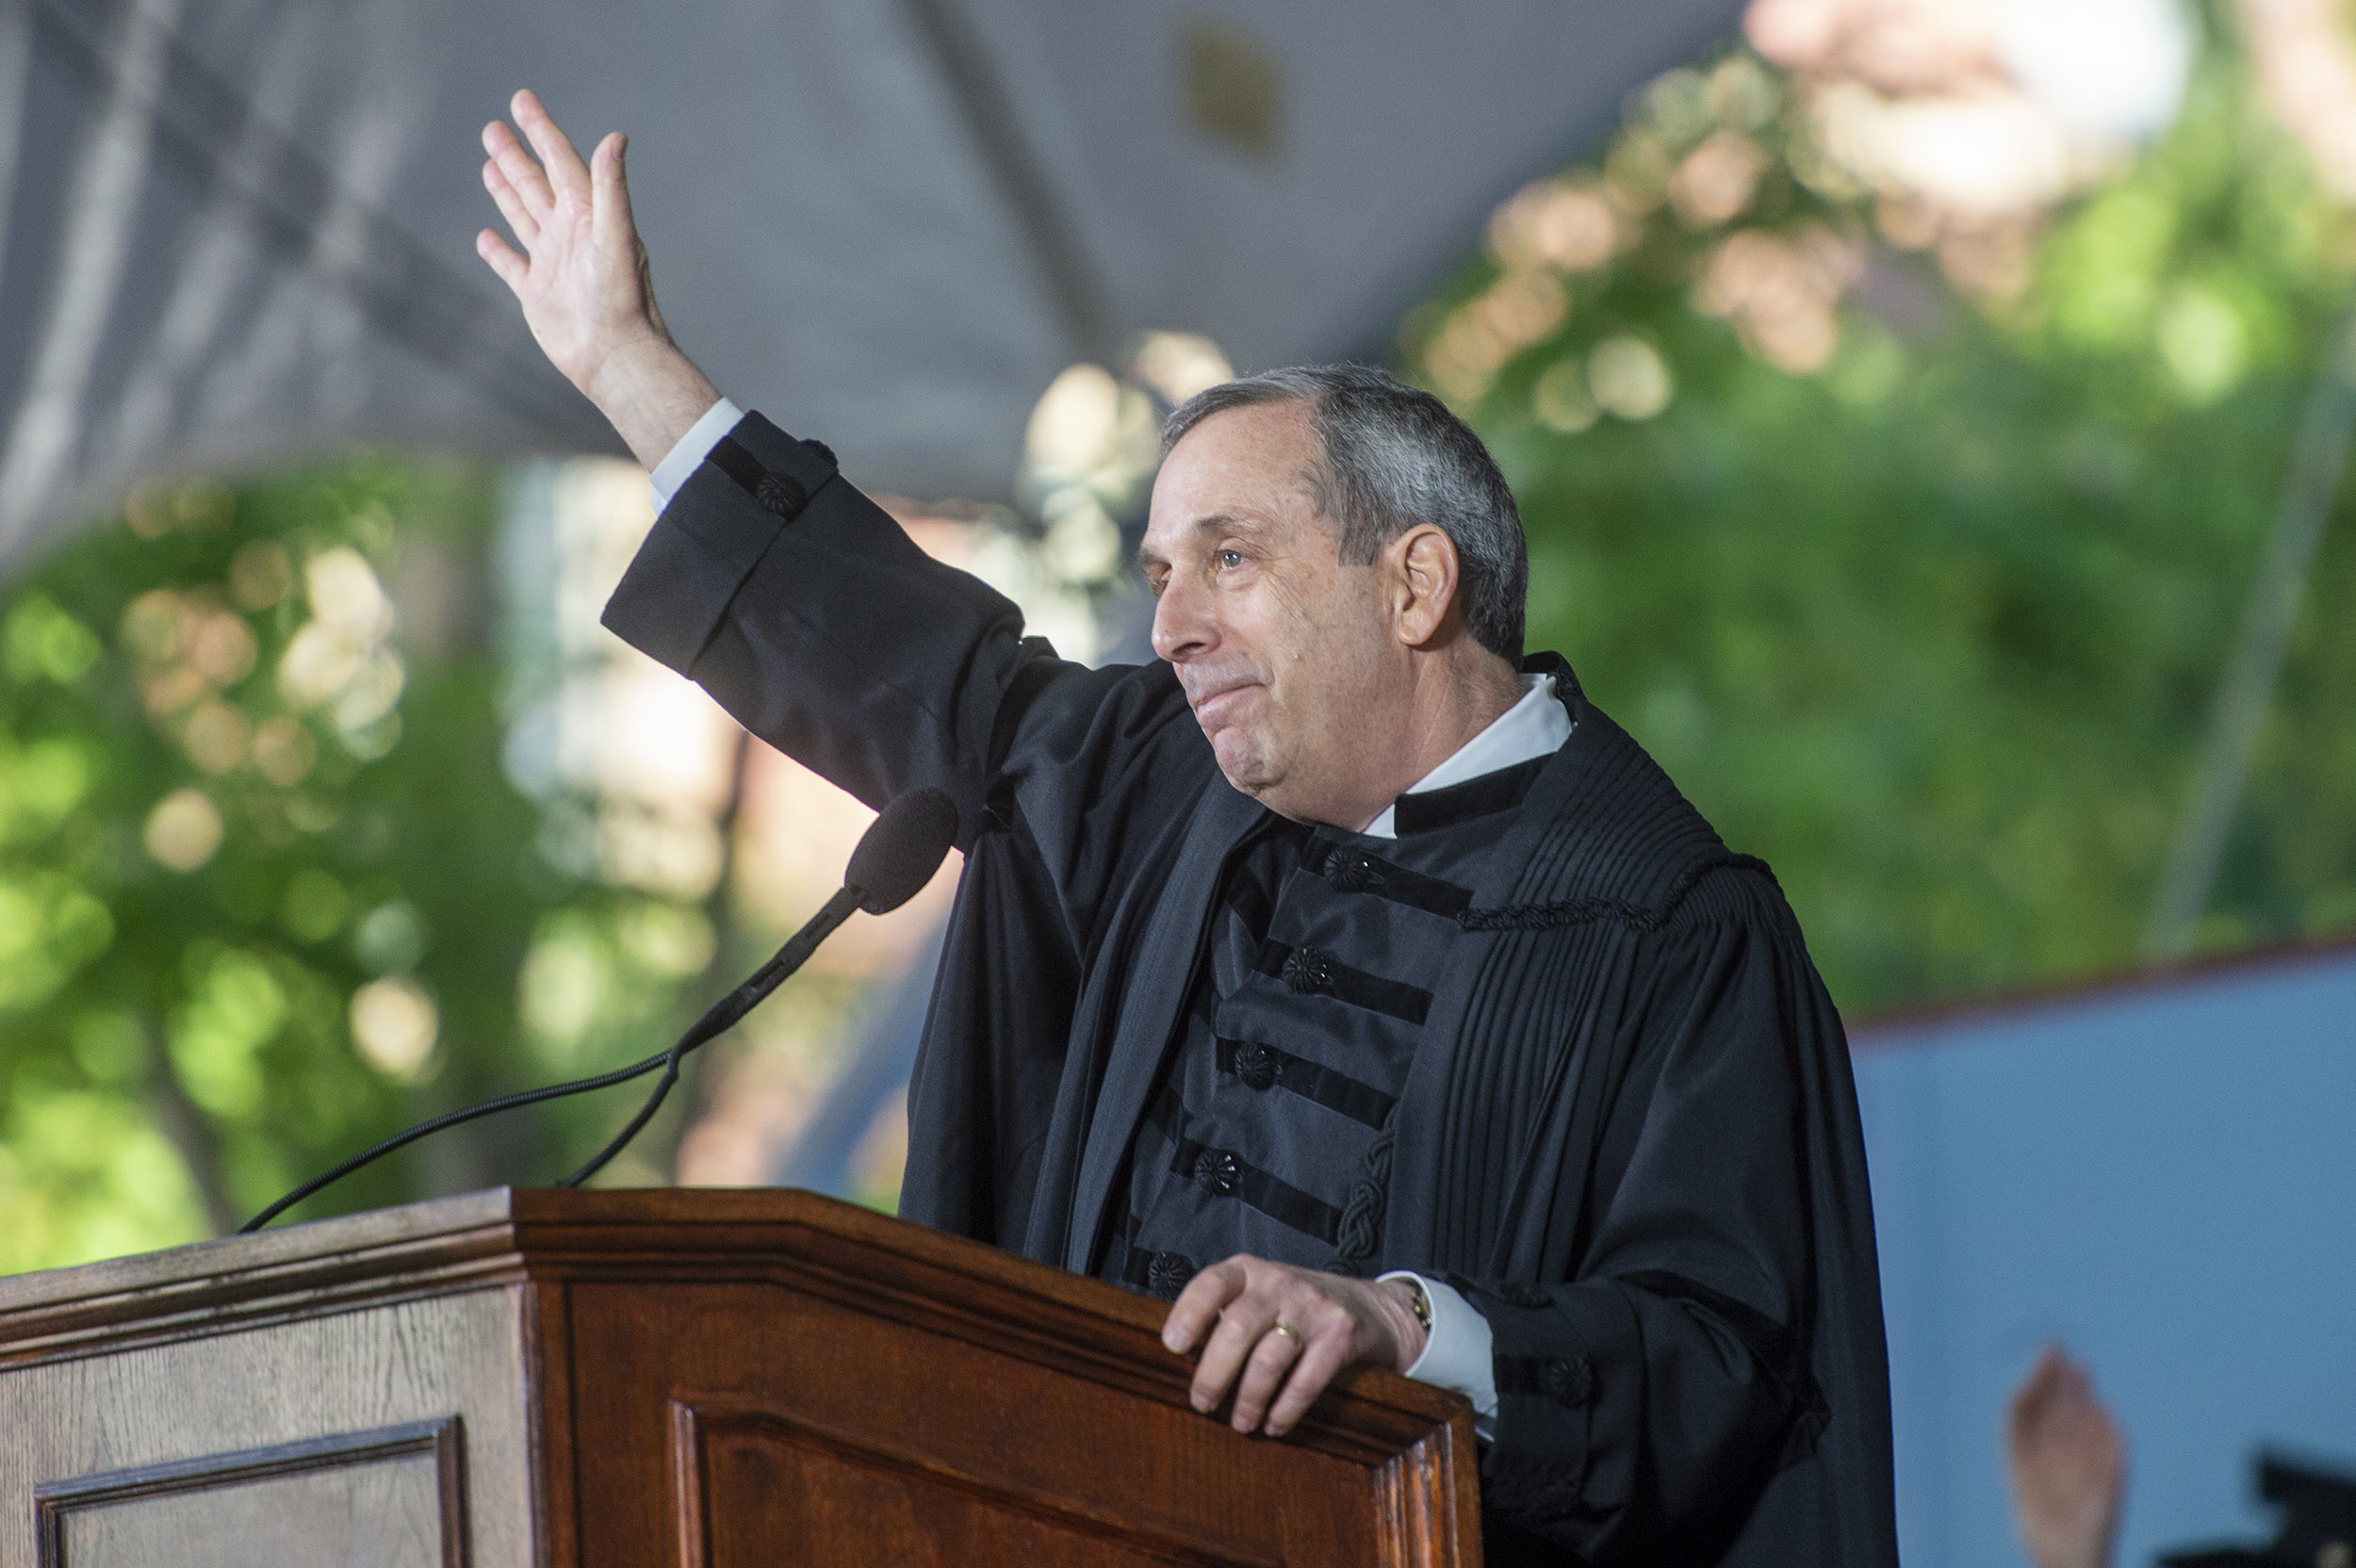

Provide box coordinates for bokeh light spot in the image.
[1589,335,1677,419]
[143,789,223,873]
[350,977,439,1082]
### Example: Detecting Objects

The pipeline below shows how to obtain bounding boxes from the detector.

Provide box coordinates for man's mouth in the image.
[1186,679,1259,728]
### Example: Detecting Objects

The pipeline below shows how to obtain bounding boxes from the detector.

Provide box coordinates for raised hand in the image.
[2005,1344,2128,1568]
[1161,1254,1427,1437]
[477,90,717,467]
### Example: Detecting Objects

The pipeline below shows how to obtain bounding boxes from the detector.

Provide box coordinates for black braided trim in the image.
[1454,852,1778,933]
[1328,1118,1397,1275]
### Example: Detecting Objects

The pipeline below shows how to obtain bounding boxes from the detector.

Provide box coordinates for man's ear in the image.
[1391,525,1463,648]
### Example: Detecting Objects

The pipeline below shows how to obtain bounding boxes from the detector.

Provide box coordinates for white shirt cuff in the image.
[1382,1271,1497,1427]
[648,396,745,514]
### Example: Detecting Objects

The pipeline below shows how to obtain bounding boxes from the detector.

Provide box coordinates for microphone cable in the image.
[240,787,958,1233]
[555,884,859,1191]
[237,1042,675,1233]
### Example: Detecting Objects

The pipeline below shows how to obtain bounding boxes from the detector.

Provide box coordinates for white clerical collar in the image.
[1360,673,1570,839]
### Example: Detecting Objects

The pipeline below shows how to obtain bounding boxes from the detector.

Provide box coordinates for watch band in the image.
[1402,1274,1434,1334]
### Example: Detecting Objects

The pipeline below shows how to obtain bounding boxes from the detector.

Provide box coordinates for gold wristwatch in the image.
[1401,1275,1434,1335]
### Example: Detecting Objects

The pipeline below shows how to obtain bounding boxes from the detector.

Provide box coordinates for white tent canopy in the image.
[0,0,1741,573]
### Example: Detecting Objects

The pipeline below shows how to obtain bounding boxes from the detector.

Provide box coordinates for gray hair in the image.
[1160,364,1528,662]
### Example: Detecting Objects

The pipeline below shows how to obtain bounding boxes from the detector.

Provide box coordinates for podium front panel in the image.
[528,1192,1474,1568]
[35,1419,462,1568]
[0,1282,539,1568]
[0,1189,1479,1568]
[569,1280,1383,1566]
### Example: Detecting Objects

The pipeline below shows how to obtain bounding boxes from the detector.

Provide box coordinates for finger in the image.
[1227,1325,1304,1432]
[591,132,637,253]
[1264,1331,1352,1436]
[482,158,539,244]
[2009,1347,2065,1423]
[483,120,553,220]
[476,230,527,293]
[1189,1296,1278,1414]
[513,88,591,204]
[1162,1260,1246,1356]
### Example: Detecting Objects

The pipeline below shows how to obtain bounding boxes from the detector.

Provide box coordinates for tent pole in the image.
[897,0,1118,366]
[2142,302,2356,959]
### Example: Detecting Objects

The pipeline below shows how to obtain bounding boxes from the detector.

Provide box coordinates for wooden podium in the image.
[0,1188,1479,1567]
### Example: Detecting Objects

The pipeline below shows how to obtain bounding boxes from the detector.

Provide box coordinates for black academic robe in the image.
[603,412,1901,1567]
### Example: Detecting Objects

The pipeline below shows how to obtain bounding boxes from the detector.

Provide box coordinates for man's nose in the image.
[1150,576,1215,665]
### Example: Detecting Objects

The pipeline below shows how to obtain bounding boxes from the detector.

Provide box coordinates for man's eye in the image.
[1217,549,1244,569]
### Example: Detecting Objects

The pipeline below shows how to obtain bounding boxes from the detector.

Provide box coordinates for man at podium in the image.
[474,91,1898,1568]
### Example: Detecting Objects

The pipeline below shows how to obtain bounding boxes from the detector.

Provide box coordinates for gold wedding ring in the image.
[1268,1320,1303,1350]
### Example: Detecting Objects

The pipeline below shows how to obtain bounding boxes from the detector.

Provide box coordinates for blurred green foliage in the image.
[7,21,2356,1278]
[1413,31,2356,1007]
[0,457,722,1272]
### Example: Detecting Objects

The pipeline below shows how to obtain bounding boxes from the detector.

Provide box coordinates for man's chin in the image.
[1206,727,1280,795]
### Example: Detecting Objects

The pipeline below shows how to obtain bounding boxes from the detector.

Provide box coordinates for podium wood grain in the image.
[0,1188,1481,1566]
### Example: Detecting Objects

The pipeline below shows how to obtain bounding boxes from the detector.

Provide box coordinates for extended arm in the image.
[473,93,1206,919]
[473,93,1032,816]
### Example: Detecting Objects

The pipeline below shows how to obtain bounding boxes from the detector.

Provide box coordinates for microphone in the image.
[846,785,960,914]
[241,787,960,1232]
[554,785,959,1188]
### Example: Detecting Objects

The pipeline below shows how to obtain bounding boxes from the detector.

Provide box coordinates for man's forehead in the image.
[1164,396,1317,472]
[1142,401,1321,553]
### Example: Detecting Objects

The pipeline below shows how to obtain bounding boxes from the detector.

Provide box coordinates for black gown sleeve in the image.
[599,410,1206,939]
[602,411,1044,828]
[1448,895,1833,1564]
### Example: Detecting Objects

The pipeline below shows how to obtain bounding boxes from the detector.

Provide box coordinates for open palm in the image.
[474,90,716,466]
[476,90,663,401]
